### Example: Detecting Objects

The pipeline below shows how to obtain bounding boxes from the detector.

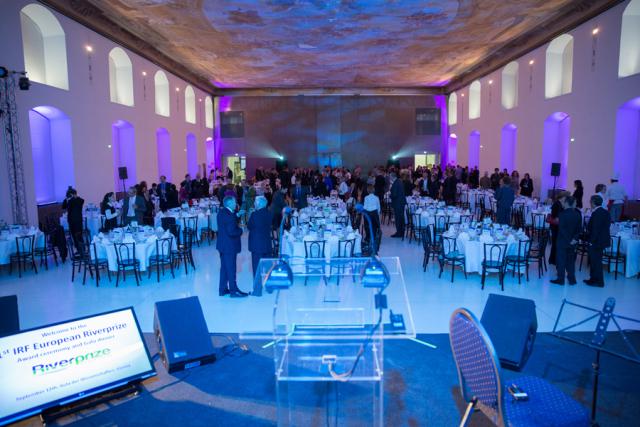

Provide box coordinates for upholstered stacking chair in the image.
[449,308,589,427]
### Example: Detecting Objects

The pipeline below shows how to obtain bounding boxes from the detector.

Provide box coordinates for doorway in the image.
[225,155,246,184]
[414,153,439,168]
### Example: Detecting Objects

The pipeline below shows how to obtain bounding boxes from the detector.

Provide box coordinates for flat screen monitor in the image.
[0,308,155,425]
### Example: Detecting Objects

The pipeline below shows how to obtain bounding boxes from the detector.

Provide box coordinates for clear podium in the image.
[243,257,415,426]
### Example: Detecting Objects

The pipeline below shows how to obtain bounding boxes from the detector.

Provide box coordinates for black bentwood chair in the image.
[9,235,37,278]
[148,236,174,282]
[114,242,141,287]
[481,243,508,291]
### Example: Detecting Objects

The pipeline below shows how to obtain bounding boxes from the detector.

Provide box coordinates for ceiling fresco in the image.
[85,0,579,88]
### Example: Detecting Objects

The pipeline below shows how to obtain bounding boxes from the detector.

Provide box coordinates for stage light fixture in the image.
[142,71,147,76]
[529,59,535,65]
[85,45,93,53]
[592,27,599,35]
[488,80,493,85]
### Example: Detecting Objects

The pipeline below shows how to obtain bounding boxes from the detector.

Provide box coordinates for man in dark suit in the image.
[389,171,406,238]
[584,195,611,287]
[122,186,146,225]
[551,196,582,285]
[216,196,248,297]
[247,196,273,276]
[270,187,288,229]
[158,175,170,211]
[292,181,308,210]
[374,169,386,201]
[62,187,84,249]
[495,176,515,225]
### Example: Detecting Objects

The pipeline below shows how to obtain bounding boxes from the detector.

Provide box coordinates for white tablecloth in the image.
[92,230,176,272]
[60,212,102,236]
[446,230,529,274]
[615,232,640,278]
[281,230,362,260]
[155,209,218,235]
[0,228,44,265]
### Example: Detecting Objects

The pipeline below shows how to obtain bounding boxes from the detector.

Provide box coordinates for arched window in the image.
[185,86,196,124]
[614,97,640,198]
[468,131,480,168]
[205,137,215,174]
[186,133,198,176]
[541,112,571,196]
[28,106,74,203]
[154,71,170,117]
[619,0,640,78]
[20,4,68,90]
[500,123,517,171]
[112,120,136,191]
[447,133,458,165]
[501,62,518,109]
[545,34,573,98]
[156,128,172,181]
[448,93,458,125]
[469,81,481,119]
[108,47,134,106]
[205,96,213,129]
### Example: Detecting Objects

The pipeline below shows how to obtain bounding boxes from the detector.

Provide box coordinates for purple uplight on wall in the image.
[112,120,136,192]
[614,97,640,198]
[434,94,448,168]
[186,133,198,177]
[468,130,480,169]
[28,106,75,204]
[447,133,458,165]
[500,123,517,171]
[156,128,172,181]
[541,112,570,196]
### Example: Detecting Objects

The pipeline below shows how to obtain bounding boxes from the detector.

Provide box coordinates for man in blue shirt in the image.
[216,196,248,297]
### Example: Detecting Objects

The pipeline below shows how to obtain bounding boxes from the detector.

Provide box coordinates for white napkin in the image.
[458,232,470,241]
[479,233,493,243]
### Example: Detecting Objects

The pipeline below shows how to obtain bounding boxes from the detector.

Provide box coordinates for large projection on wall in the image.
[0,308,155,425]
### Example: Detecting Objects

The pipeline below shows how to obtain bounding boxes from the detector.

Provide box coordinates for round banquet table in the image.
[155,208,218,237]
[60,211,103,237]
[92,228,177,272]
[0,227,44,265]
[281,227,362,260]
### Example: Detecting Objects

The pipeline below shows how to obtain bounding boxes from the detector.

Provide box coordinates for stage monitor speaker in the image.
[551,163,561,177]
[153,296,215,373]
[118,166,128,180]
[481,294,537,371]
[0,295,19,337]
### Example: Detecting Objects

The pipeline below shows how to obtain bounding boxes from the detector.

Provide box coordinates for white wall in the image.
[0,0,213,225]
[449,0,640,199]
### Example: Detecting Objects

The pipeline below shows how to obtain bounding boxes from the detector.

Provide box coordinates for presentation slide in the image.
[0,308,155,425]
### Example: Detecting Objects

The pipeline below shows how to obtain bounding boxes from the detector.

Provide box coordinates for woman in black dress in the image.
[573,180,584,209]
[519,173,534,197]
[100,192,118,231]
[547,191,568,265]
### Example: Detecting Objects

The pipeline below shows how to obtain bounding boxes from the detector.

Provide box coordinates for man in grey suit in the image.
[122,186,146,225]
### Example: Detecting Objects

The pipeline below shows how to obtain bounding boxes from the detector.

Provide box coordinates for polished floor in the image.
[1,224,639,335]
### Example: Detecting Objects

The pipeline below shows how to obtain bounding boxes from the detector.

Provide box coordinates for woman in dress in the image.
[100,192,118,231]
[573,180,584,209]
[519,173,534,197]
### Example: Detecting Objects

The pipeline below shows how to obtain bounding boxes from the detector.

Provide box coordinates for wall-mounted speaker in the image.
[550,163,561,177]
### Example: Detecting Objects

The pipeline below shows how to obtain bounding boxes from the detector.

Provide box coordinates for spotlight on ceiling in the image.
[142,71,147,76]
[592,27,600,35]
[488,80,493,85]
[529,59,535,65]
[85,45,93,53]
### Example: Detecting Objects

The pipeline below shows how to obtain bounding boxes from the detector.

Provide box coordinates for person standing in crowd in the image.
[247,196,273,277]
[374,169,386,201]
[584,195,611,287]
[390,171,406,238]
[363,184,381,251]
[490,168,501,191]
[122,186,146,225]
[479,171,491,190]
[158,175,170,212]
[547,191,568,266]
[292,180,308,210]
[270,186,288,229]
[606,173,626,222]
[428,173,441,199]
[166,184,179,209]
[519,173,534,197]
[510,171,520,194]
[139,181,154,226]
[217,196,248,297]
[573,180,584,209]
[62,187,84,247]
[495,176,515,225]
[595,184,608,210]
[442,169,457,205]
[551,196,582,285]
[100,192,118,231]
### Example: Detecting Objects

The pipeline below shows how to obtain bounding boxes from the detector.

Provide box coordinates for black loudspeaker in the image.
[481,294,537,371]
[550,163,561,177]
[118,166,128,180]
[153,296,216,373]
[0,295,19,337]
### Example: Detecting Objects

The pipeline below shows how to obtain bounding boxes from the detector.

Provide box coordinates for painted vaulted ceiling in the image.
[82,0,584,89]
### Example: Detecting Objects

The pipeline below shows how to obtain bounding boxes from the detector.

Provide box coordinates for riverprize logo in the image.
[31,348,111,375]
